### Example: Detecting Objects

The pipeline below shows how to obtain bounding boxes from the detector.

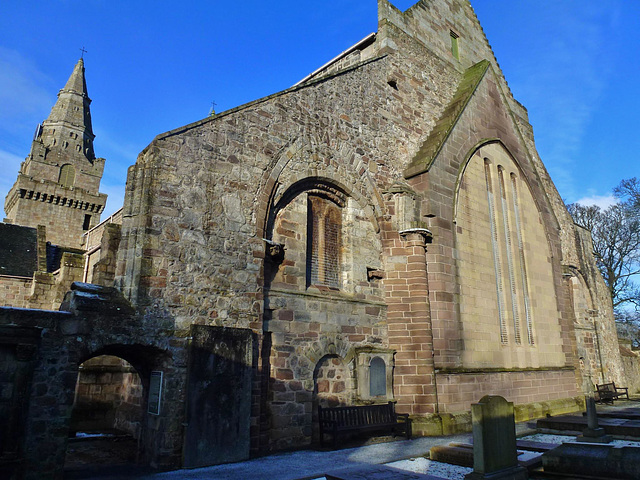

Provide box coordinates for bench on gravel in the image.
[596,382,629,404]
[318,401,411,449]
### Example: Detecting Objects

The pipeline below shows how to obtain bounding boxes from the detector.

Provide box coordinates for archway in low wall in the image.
[65,354,145,472]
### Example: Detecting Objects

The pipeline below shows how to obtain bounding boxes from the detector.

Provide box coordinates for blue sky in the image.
[1,1,638,218]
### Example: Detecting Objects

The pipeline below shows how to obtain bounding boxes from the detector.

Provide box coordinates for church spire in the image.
[41,57,95,161]
[4,57,107,248]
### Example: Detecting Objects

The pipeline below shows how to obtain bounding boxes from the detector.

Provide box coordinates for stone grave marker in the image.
[464,395,528,480]
[576,395,612,443]
[430,444,474,467]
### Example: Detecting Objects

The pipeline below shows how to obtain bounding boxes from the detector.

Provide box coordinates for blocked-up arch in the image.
[59,163,75,187]
[453,141,565,368]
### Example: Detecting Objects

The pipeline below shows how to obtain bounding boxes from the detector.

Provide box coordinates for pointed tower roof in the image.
[39,58,95,160]
[61,57,89,98]
[4,56,107,249]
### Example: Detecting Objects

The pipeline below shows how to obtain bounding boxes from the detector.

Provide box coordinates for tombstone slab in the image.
[325,464,448,480]
[542,442,640,479]
[430,445,474,467]
[464,395,528,480]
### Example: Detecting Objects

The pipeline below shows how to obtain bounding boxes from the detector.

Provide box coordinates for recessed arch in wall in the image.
[453,140,565,368]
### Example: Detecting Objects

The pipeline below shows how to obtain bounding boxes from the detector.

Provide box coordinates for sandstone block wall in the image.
[5,175,106,248]
[106,0,621,456]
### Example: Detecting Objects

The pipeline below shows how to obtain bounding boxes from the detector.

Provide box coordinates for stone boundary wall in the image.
[435,368,578,413]
[0,285,184,479]
[0,275,33,307]
[620,345,640,395]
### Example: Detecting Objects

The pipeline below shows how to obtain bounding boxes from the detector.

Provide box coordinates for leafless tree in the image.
[567,181,640,311]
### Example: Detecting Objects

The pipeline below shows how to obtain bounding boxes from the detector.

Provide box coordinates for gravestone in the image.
[576,395,612,443]
[430,444,474,467]
[464,395,528,480]
[542,443,640,479]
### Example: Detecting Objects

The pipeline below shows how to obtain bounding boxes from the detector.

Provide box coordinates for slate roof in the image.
[0,223,38,277]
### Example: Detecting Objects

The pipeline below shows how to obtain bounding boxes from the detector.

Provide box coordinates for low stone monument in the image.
[464,395,528,480]
[542,443,640,479]
[576,395,612,443]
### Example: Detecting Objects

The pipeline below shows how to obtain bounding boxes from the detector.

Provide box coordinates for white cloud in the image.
[575,194,617,209]
[507,4,614,201]
[0,48,53,135]
[0,149,23,197]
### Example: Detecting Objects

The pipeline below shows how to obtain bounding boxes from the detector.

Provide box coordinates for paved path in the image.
[133,435,472,480]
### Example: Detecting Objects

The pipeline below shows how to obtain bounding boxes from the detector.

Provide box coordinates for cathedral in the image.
[0,1,626,478]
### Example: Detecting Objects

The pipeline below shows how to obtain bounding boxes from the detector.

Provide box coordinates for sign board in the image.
[148,371,163,415]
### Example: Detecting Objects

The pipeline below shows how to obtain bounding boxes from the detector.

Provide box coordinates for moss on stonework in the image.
[436,365,575,374]
[409,396,584,437]
[404,59,490,179]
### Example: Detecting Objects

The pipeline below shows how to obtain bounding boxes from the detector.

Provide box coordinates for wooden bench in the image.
[318,401,411,449]
[596,382,629,404]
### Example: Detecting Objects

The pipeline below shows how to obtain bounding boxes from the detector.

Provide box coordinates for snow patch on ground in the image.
[388,457,472,479]
[520,433,640,447]
[74,432,116,438]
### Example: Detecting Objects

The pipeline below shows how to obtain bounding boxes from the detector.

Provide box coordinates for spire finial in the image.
[79,46,87,59]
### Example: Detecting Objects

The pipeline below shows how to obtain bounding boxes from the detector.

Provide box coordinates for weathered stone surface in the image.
[0,0,629,477]
[465,396,527,480]
[543,442,640,479]
[3,59,107,249]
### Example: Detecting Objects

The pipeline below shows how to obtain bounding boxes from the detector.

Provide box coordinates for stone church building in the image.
[0,0,626,478]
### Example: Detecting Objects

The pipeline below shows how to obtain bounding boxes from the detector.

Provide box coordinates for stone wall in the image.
[620,343,640,394]
[108,0,623,452]
[71,355,142,437]
[0,284,185,479]
[0,275,34,307]
[0,252,84,310]
[435,369,578,413]
[5,174,106,248]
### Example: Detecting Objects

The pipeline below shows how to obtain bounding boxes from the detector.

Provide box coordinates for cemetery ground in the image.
[64,396,640,480]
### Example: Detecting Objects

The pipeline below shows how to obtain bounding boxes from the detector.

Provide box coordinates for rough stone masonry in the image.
[0,0,627,478]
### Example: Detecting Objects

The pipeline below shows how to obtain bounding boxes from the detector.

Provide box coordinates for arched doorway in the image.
[64,354,145,475]
[312,354,354,443]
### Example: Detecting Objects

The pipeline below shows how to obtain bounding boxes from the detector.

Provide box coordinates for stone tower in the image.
[4,58,107,249]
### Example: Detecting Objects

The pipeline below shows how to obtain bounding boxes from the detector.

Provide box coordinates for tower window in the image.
[450,30,460,60]
[59,164,75,187]
[307,195,341,289]
[83,214,92,231]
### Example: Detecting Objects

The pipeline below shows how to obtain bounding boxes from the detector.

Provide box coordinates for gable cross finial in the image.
[79,46,88,59]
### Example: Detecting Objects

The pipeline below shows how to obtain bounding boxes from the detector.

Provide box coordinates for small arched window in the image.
[369,357,386,397]
[59,164,75,188]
